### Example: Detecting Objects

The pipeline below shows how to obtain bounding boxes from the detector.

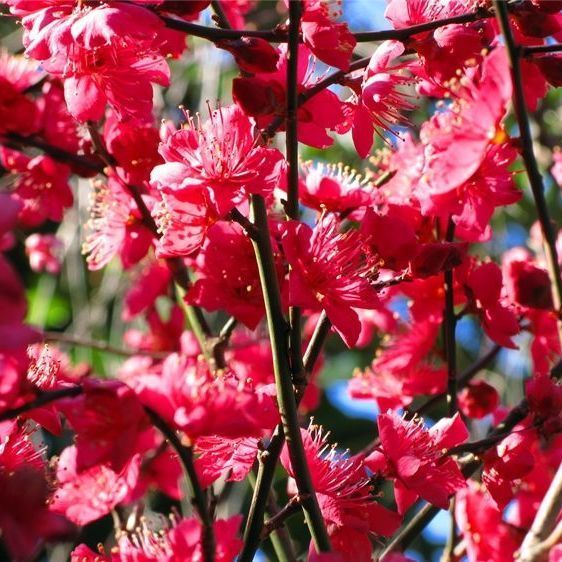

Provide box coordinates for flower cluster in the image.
[1,1,562,562]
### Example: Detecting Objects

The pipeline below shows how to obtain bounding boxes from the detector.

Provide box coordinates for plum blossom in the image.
[281,424,401,562]
[366,411,468,513]
[282,217,380,348]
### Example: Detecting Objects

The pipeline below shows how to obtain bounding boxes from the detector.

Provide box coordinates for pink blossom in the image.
[300,161,374,215]
[456,482,519,562]
[419,48,512,199]
[58,379,149,472]
[49,446,140,526]
[71,515,242,562]
[0,148,72,227]
[0,50,42,136]
[350,319,447,411]
[366,411,468,513]
[195,435,259,488]
[0,422,73,561]
[186,221,282,329]
[282,217,380,348]
[25,234,63,274]
[458,380,500,419]
[281,424,401,562]
[233,45,349,149]
[82,178,154,270]
[131,355,279,440]
[300,0,356,71]
[350,40,416,158]
[152,104,285,216]
[464,261,520,348]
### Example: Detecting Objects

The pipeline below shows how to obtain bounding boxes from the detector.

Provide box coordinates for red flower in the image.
[195,436,259,488]
[464,261,520,349]
[151,104,285,216]
[71,515,242,562]
[350,319,446,411]
[456,482,519,562]
[300,0,356,71]
[0,422,73,561]
[281,424,401,562]
[82,178,154,270]
[0,50,42,136]
[186,221,283,329]
[458,380,500,419]
[366,411,468,513]
[419,48,512,199]
[25,234,63,275]
[482,429,535,509]
[103,113,163,185]
[233,45,349,149]
[282,217,380,348]
[58,379,149,472]
[421,142,521,242]
[0,147,73,227]
[300,161,374,216]
[351,40,415,158]
[132,355,279,441]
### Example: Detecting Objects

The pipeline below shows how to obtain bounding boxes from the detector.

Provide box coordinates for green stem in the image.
[249,194,331,553]
[144,408,215,562]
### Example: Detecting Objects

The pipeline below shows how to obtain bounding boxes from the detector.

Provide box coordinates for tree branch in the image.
[159,8,491,45]
[44,331,169,359]
[143,408,216,562]
[0,386,83,423]
[285,0,305,396]
[517,461,562,562]
[246,193,331,553]
[494,0,562,345]
[444,219,458,416]
[2,132,103,173]
[523,44,562,56]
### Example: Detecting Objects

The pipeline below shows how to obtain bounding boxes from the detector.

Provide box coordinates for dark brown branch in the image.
[0,386,83,423]
[261,495,308,539]
[444,220,457,416]
[2,133,103,173]
[523,43,562,56]
[160,8,491,45]
[494,0,562,344]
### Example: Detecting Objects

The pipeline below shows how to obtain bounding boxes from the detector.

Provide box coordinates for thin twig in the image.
[285,0,305,395]
[261,495,308,539]
[144,407,216,562]
[0,386,83,423]
[2,133,103,172]
[210,0,231,29]
[523,44,562,56]
[44,331,169,359]
[494,0,562,345]
[246,469,299,562]
[517,461,562,562]
[247,194,331,553]
[444,219,457,416]
[159,8,491,44]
